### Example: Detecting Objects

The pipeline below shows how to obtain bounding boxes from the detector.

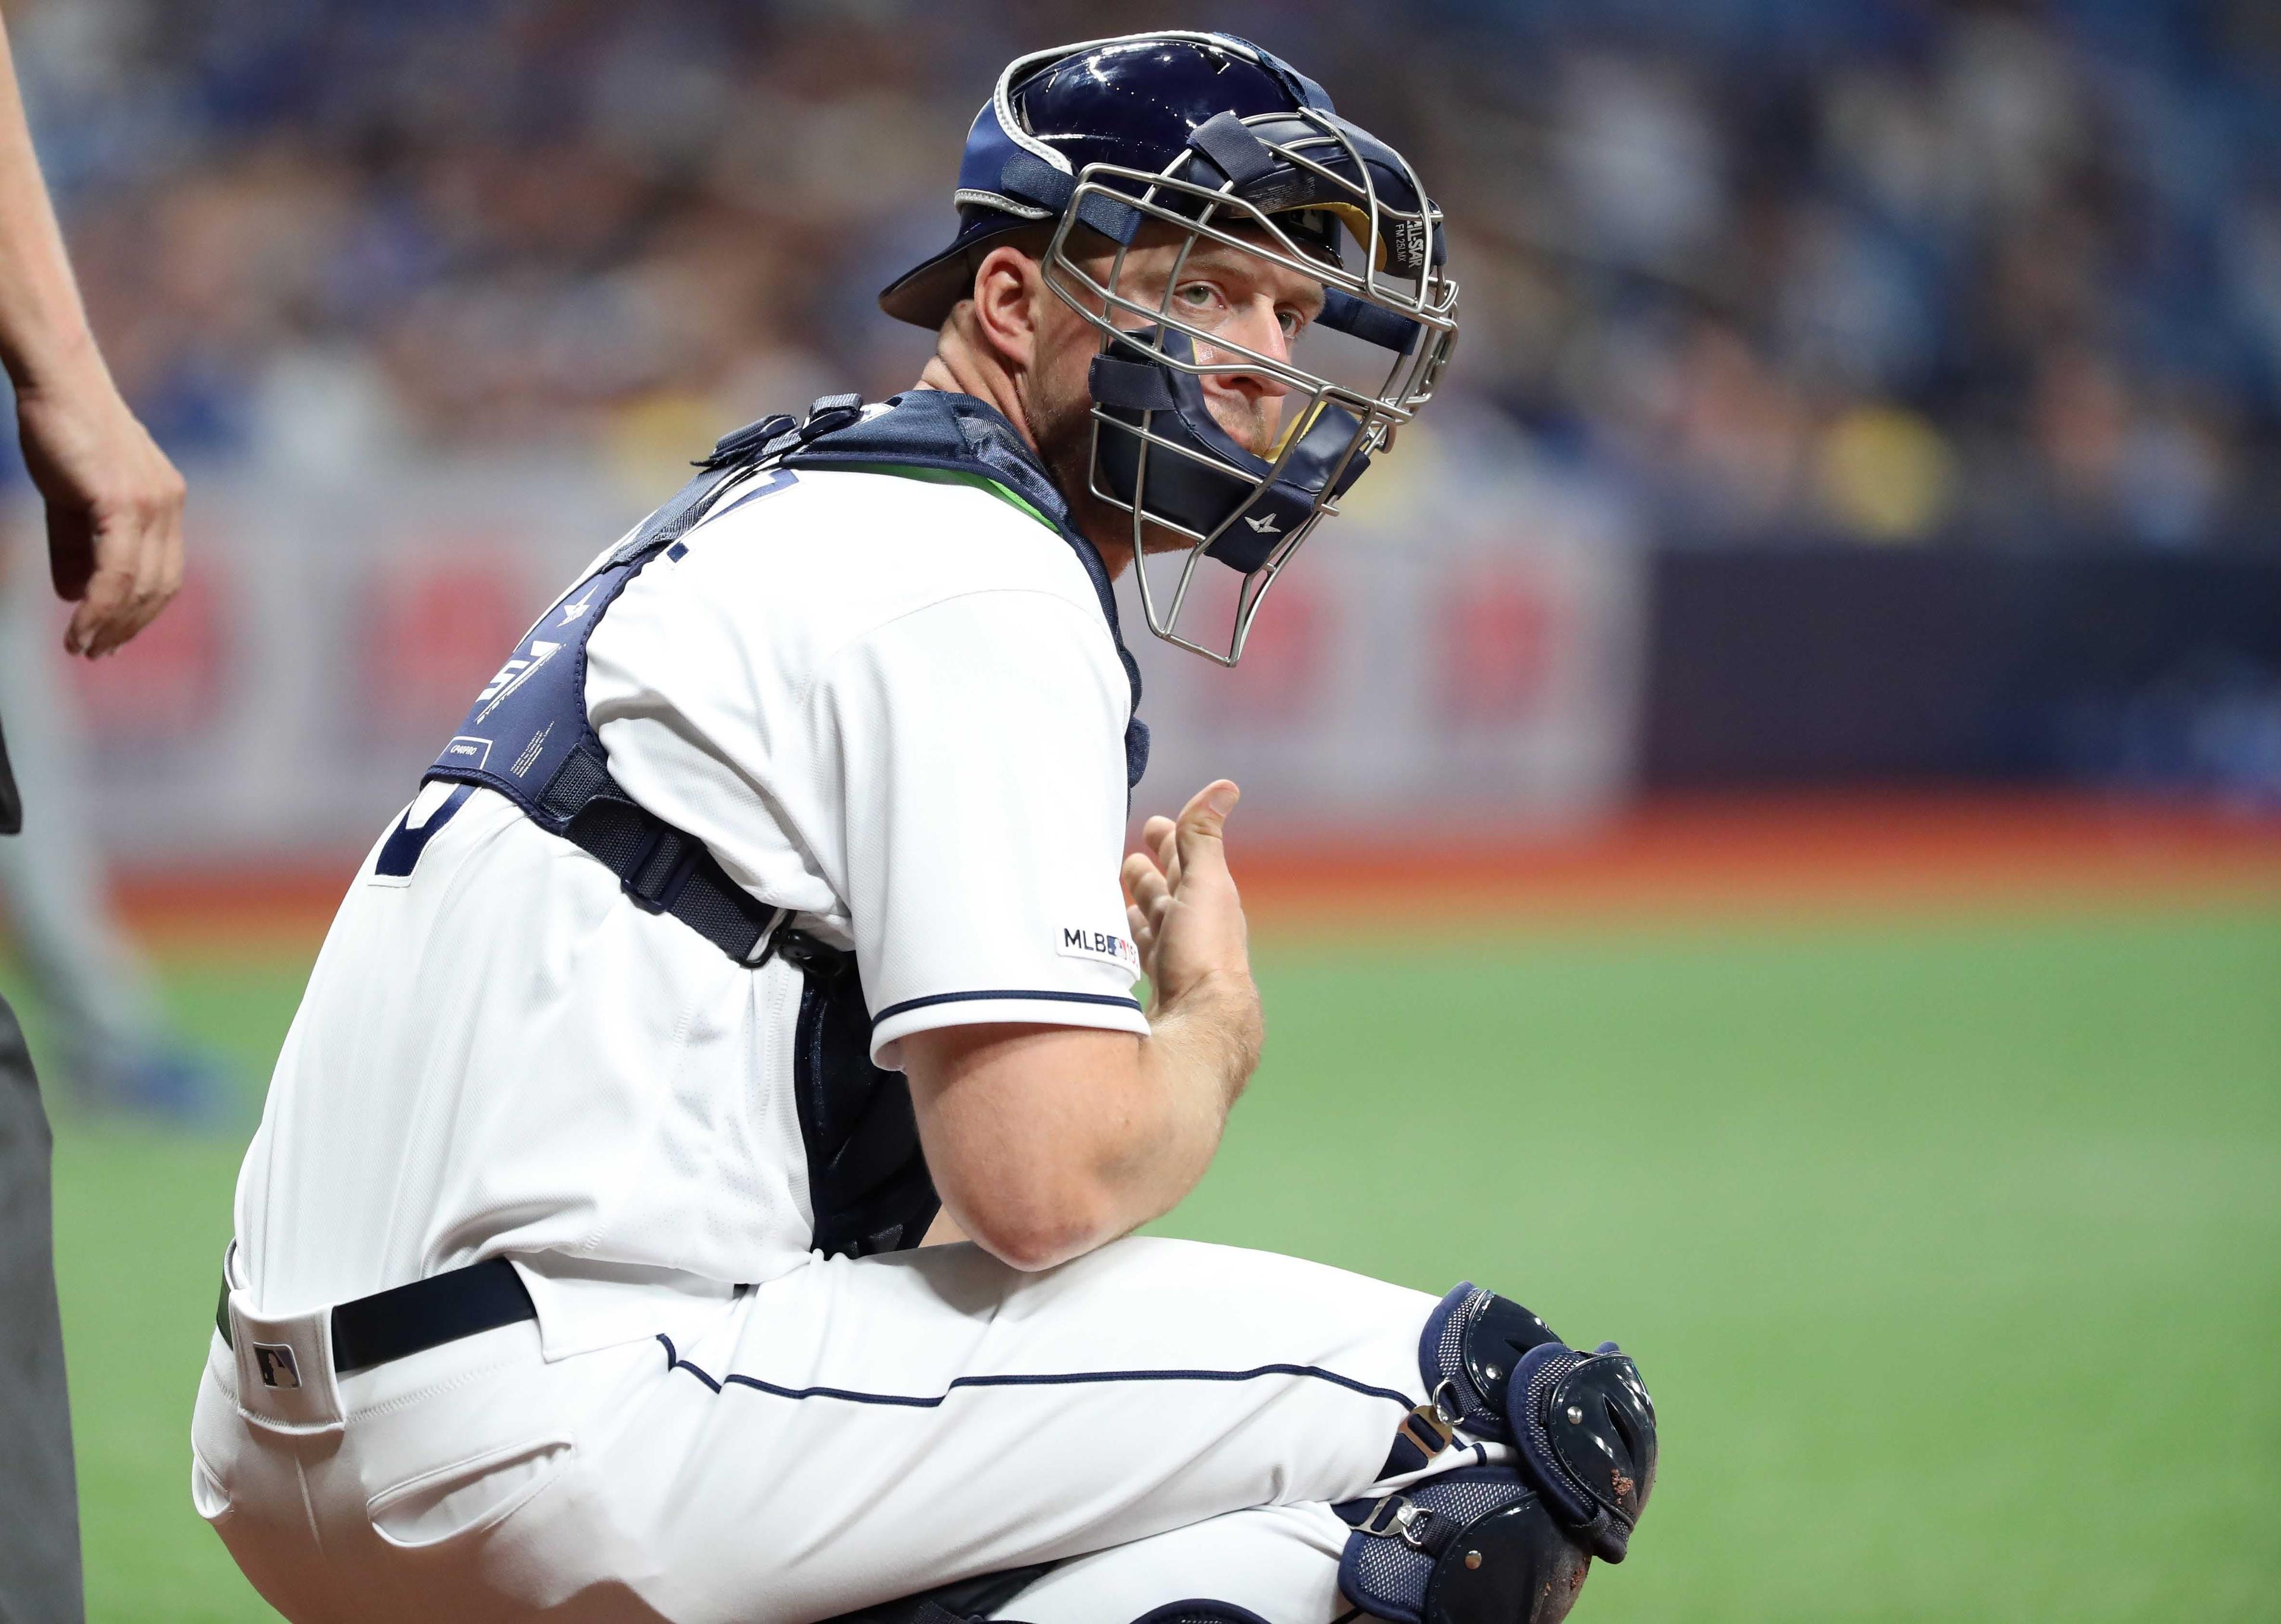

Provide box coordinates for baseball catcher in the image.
[192,32,1658,1623]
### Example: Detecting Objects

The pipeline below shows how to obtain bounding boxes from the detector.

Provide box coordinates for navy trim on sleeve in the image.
[657,1336,1414,1411]
[873,988,1145,1025]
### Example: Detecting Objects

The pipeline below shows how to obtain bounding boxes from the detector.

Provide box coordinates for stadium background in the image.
[1,0,2276,1618]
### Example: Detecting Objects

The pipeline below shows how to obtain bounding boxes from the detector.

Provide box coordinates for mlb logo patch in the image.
[1057,926,1140,975]
[252,1342,303,1389]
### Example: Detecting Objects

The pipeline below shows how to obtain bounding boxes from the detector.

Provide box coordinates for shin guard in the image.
[1336,1468,1590,1624]
[1345,1284,1660,1621]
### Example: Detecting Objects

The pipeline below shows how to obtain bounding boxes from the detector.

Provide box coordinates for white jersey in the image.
[231,460,1149,1351]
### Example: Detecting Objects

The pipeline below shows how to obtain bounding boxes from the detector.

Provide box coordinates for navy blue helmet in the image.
[882,32,1458,665]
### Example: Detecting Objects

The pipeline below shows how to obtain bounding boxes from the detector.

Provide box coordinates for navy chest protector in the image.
[416,391,1146,1259]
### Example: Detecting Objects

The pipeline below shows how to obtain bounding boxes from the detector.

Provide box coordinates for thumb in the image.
[1174,780,1240,881]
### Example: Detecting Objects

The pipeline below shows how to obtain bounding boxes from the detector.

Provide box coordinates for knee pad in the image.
[1395,1284,1567,1465]
[1345,1285,1659,1622]
[1410,1285,1656,1560]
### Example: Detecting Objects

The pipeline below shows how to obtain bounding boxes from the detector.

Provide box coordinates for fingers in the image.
[1172,779,1240,884]
[18,379,189,656]
[64,467,185,658]
[65,561,133,656]
[1143,814,1179,890]
[1124,784,1237,918]
[1121,848,1170,930]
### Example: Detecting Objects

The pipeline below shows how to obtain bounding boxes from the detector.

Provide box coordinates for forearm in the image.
[912,779,1261,1271]
[1090,973,1261,1233]
[0,14,185,658]
[908,976,1260,1271]
[0,17,99,390]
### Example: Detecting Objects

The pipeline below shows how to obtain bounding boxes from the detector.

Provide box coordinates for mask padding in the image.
[1318,287,1421,353]
[1088,353,1181,412]
[1087,326,1375,573]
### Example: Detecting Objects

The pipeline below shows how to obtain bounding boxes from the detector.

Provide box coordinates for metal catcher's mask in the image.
[880,32,1460,665]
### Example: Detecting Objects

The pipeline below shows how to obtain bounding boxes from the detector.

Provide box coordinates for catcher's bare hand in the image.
[1121,779,1257,1018]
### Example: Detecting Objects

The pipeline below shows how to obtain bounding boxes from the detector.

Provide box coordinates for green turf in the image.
[25,903,2281,1621]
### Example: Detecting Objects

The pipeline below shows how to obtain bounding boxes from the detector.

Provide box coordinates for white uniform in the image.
[194,434,1477,1622]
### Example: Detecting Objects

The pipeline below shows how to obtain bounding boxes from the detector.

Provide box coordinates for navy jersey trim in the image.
[873,988,1145,1025]
[783,390,1150,791]
[656,1335,1413,1410]
[372,782,475,879]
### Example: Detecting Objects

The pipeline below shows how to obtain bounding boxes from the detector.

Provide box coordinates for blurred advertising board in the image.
[1128,415,1647,836]
[8,416,1647,868]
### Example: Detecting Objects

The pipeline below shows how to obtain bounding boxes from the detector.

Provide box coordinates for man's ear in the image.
[968,245,1042,374]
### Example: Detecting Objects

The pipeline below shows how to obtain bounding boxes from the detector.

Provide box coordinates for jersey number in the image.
[372,782,475,883]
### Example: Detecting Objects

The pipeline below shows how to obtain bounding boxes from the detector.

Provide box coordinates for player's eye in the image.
[1278,307,1307,339]
[1173,281,1223,317]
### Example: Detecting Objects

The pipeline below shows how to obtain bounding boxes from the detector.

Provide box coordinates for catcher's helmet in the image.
[880,33,1459,665]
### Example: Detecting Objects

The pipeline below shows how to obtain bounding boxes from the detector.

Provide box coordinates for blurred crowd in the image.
[8,0,2280,548]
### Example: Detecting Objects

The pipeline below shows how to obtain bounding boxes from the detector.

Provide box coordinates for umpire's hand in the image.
[16,346,185,658]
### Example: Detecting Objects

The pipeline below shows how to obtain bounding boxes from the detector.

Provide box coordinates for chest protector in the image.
[417,392,1146,1260]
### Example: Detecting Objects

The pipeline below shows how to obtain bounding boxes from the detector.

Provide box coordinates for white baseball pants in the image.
[192,1237,1477,1623]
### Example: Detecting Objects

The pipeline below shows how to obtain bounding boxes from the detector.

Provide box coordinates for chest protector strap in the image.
[419,388,1143,969]
[421,398,867,963]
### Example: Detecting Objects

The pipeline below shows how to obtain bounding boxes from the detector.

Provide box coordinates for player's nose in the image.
[1199,298,1293,414]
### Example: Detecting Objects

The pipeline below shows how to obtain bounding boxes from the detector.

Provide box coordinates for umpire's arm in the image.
[903,781,1262,1272]
[0,12,183,658]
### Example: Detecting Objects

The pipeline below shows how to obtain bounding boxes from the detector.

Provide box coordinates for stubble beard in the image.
[1028,359,1281,575]
[1028,360,1147,573]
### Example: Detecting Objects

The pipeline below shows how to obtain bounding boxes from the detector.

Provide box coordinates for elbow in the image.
[948,1178,1116,1272]
[971,1219,1089,1273]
